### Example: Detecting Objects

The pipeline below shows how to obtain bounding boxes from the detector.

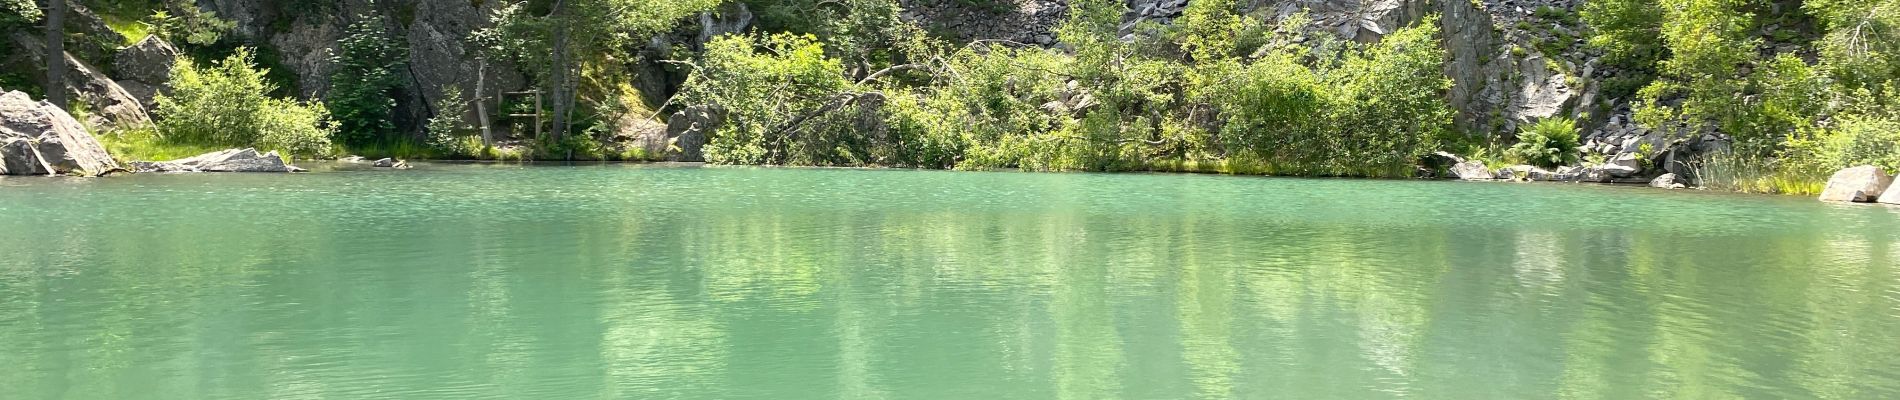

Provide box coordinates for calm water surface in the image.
[2,164,1898,399]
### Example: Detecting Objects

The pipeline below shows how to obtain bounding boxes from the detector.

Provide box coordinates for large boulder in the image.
[664,105,724,162]
[1584,164,1637,182]
[1649,173,1686,189]
[114,35,179,84]
[1818,166,1892,203]
[113,36,180,109]
[131,148,303,173]
[0,90,122,176]
[1451,161,1497,181]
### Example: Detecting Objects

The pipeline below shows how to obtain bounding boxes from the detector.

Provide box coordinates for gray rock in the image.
[114,35,180,85]
[1544,165,1586,181]
[665,105,725,162]
[1450,160,1494,180]
[1587,164,1637,181]
[1496,165,1537,181]
[1606,153,1642,177]
[0,138,53,175]
[5,33,152,129]
[1819,166,1892,203]
[1649,173,1684,189]
[0,90,121,176]
[372,158,397,167]
[114,80,160,110]
[134,148,302,173]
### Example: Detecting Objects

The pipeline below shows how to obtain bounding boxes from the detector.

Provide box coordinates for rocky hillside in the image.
[5,0,1853,181]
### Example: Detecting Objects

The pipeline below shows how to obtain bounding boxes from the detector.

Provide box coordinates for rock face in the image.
[635,2,755,107]
[897,0,1069,45]
[131,148,303,173]
[1818,166,1893,203]
[5,34,152,129]
[0,90,122,176]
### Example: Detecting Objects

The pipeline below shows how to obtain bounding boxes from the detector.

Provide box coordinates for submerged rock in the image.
[0,90,122,176]
[1818,166,1892,203]
[132,148,304,173]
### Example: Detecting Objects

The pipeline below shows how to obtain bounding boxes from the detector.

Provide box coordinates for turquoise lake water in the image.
[2,164,1898,399]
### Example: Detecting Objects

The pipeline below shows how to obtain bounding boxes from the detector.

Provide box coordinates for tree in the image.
[327,8,409,147]
[477,0,720,143]
[44,0,65,106]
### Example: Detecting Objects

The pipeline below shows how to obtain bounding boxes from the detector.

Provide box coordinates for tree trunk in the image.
[44,0,66,106]
[546,0,572,143]
[475,58,492,148]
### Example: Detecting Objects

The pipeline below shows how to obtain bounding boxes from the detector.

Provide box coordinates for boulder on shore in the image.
[1818,166,1892,203]
[0,138,54,175]
[1449,160,1494,180]
[131,148,304,173]
[665,105,724,162]
[1649,173,1686,189]
[370,158,412,169]
[0,90,122,176]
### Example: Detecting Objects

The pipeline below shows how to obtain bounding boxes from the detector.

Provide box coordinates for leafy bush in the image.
[1508,117,1581,168]
[155,48,335,155]
[681,33,852,165]
[1,0,40,28]
[327,11,409,147]
[147,1,235,46]
[1792,116,1900,172]
[1200,16,1452,177]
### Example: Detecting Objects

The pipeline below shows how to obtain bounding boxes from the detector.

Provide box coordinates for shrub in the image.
[1508,117,1581,168]
[1794,116,1900,171]
[155,48,334,155]
[1,0,40,28]
[426,87,480,156]
[681,33,852,165]
[147,2,235,47]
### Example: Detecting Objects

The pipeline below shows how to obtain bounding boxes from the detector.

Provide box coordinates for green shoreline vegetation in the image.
[25,0,1900,195]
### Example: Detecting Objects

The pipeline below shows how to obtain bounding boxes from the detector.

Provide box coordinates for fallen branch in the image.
[857,64,928,85]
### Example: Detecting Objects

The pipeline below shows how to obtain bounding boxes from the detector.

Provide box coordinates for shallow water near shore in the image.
[2,163,1898,399]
